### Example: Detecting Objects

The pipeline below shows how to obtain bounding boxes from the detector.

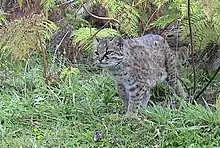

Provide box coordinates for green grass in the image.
[1,55,220,147]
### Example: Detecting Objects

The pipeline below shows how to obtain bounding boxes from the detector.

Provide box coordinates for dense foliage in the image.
[0,0,219,147]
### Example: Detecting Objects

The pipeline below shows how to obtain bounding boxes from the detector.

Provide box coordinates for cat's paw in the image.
[121,112,141,124]
[125,112,138,118]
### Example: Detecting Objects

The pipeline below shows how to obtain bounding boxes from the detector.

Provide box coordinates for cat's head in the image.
[93,36,124,68]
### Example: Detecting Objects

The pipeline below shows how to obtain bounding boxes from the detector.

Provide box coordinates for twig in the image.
[52,31,70,63]
[196,43,217,70]
[74,3,127,58]
[75,1,143,58]
[141,6,161,36]
[177,76,190,96]
[82,4,120,25]
[36,30,48,84]
[194,65,220,101]
[56,0,75,7]
[187,0,196,95]
[159,18,181,35]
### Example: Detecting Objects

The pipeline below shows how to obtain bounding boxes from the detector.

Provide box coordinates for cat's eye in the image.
[106,51,113,55]
[95,51,99,55]
[99,42,107,48]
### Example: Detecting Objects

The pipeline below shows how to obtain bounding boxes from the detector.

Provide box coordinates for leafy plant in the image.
[150,0,220,50]
[71,27,119,52]
[17,0,25,7]
[0,14,58,60]
[0,10,7,26]
[41,0,57,17]
[94,0,140,37]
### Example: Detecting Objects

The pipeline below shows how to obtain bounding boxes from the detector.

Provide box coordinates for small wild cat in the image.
[93,34,186,116]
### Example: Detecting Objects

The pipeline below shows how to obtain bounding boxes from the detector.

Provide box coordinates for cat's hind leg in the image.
[140,90,151,108]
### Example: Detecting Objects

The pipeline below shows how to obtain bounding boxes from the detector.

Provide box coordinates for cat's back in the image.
[123,34,170,61]
[134,34,165,43]
[124,34,169,49]
[122,35,170,83]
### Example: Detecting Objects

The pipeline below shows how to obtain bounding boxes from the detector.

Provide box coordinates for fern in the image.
[181,0,220,50]
[66,13,90,29]
[71,27,119,52]
[41,0,56,10]
[0,10,7,26]
[0,14,58,60]
[150,14,178,29]
[17,0,25,7]
[119,3,140,37]
[41,0,62,17]
[95,0,140,37]
[149,0,220,51]
[150,0,202,28]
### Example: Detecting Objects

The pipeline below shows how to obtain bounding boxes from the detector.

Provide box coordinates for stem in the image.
[36,30,48,84]
[194,65,220,101]
[82,4,120,25]
[141,6,160,36]
[52,31,70,63]
[187,0,196,96]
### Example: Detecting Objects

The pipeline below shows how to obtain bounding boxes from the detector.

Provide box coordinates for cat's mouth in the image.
[93,57,123,67]
[92,60,108,67]
[98,61,122,68]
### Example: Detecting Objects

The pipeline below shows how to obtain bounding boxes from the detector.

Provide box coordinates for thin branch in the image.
[187,0,196,95]
[56,0,75,7]
[159,18,181,35]
[36,30,48,84]
[75,1,143,59]
[194,65,220,101]
[82,4,120,25]
[141,6,161,36]
[52,31,70,63]
[177,76,190,96]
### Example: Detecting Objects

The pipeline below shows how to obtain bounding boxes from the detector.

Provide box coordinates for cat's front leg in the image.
[115,80,128,113]
[125,85,146,117]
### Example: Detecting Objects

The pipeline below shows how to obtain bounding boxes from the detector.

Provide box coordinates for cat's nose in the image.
[98,57,104,62]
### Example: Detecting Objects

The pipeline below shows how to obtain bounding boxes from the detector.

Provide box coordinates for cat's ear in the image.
[113,36,123,47]
[93,37,100,48]
[93,37,100,52]
[93,37,100,44]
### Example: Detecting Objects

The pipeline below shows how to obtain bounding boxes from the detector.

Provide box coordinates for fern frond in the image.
[41,0,58,17]
[181,13,215,50]
[66,13,90,29]
[150,0,220,52]
[71,27,119,52]
[120,3,140,37]
[0,14,58,60]
[0,10,7,26]
[96,0,140,37]
[152,0,169,7]
[17,0,25,7]
[150,14,179,29]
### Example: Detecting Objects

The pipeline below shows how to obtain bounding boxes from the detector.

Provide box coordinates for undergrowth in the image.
[0,53,220,147]
[0,1,220,147]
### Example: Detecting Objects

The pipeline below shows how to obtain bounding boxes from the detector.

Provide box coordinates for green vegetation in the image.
[1,54,220,147]
[1,0,220,147]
